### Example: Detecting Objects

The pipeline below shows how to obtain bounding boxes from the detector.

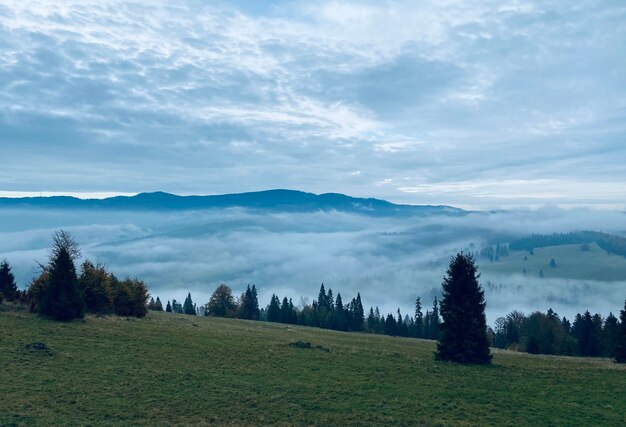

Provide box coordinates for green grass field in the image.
[2,307,625,426]
[481,242,626,281]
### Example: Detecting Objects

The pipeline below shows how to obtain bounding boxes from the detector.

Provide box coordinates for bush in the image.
[79,261,113,314]
[112,277,149,318]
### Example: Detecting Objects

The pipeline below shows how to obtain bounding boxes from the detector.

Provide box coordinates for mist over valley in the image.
[2,190,624,324]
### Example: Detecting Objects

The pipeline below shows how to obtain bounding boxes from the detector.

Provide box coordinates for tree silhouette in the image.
[183,292,196,315]
[39,232,85,321]
[436,253,491,364]
[0,259,18,301]
[206,284,237,317]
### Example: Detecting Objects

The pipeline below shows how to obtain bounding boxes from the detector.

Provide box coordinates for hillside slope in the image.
[1,308,625,426]
[481,242,626,281]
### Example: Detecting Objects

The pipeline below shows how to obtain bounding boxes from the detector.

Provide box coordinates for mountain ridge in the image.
[0,189,465,216]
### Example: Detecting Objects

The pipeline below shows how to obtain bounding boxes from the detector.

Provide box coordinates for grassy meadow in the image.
[1,306,625,426]
[481,242,626,281]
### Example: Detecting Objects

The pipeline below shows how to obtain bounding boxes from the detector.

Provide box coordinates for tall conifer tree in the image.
[39,232,85,321]
[436,253,491,364]
[0,259,18,301]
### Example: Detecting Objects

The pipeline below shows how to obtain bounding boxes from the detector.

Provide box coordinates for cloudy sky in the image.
[1,0,625,208]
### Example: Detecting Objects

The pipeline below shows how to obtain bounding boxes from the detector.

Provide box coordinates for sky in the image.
[1,0,625,208]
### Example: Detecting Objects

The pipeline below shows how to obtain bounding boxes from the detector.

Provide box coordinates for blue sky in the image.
[1,0,625,208]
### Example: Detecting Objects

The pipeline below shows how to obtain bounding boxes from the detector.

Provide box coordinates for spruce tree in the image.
[0,259,18,302]
[183,292,196,315]
[332,293,347,331]
[615,299,626,363]
[436,253,492,364]
[166,300,172,312]
[39,242,85,321]
[414,297,424,338]
[351,292,364,331]
[267,294,281,322]
[155,297,164,311]
[384,313,397,336]
[280,296,290,323]
[250,285,260,320]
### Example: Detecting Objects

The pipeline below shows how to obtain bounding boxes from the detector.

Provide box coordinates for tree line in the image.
[509,231,626,257]
[492,307,624,358]
[156,254,625,364]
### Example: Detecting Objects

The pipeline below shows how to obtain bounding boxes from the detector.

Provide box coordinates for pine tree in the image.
[183,292,196,315]
[154,297,164,311]
[166,300,172,312]
[0,259,18,301]
[615,300,626,363]
[39,234,85,321]
[436,253,492,364]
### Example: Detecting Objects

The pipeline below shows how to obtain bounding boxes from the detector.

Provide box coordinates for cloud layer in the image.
[1,0,625,207]
[2,206,624,323]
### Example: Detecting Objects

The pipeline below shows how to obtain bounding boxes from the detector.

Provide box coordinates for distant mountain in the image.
[0,189,465,216]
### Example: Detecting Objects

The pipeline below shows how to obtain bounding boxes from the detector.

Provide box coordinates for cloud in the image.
[1,205,625,324]
[0,0,625,207]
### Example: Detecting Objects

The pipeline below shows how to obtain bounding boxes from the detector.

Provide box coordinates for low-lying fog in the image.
[1,207,625,324]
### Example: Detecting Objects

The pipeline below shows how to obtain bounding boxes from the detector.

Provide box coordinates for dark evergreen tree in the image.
[384,313,397,336]
[397,308,408,337]
[288,298,298,324]
[154,296,164,311]
[351,292,364,331]
[367,307,377,332]
[575,311,602,357]
[615,300,626,363]
[436,253,492,364]
[280,296,291,323]
[166,300,172,312]
[39,232,85,321]
[183,292,196,315]
[238,285,261,320]
[315,283,333,328]
[602,313,619,357]
[332,293,347,331]
[0,259,18,302]
[250,285,260,320]
[267,294,281,322]
[171,299,183,314]
[414,297,424,338]
[148,297,156,310]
